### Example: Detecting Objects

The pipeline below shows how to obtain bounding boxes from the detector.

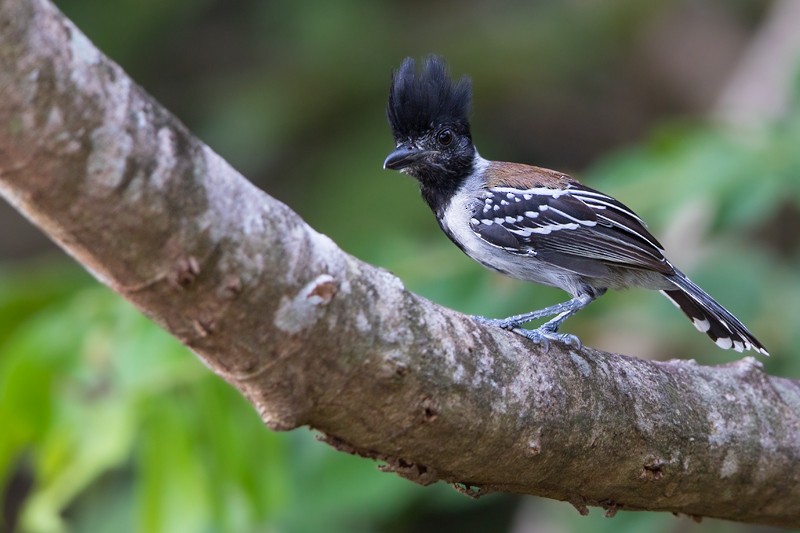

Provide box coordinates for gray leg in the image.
[472,296,590,330]
[473,293,597,349]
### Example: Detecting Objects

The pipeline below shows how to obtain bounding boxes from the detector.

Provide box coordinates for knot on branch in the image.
[640,457,668,481]
[273,274,338,334]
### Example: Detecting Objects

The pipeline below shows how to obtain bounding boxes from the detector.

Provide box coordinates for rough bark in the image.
[1,0,798,527]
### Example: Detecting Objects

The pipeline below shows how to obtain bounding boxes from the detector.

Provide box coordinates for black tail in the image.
[660,270,768,356]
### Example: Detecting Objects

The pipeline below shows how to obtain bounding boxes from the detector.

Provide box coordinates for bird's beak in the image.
[383,144,432,170]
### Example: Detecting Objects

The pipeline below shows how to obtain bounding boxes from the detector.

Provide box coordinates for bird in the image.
[382,55,768,355]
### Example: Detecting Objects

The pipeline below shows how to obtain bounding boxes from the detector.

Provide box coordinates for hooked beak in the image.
[383,144,432,170]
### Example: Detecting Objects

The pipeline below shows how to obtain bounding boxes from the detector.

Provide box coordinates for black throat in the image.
[414,151,477,218]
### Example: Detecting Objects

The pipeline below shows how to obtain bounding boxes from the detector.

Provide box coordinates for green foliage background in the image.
[1,1,798,532]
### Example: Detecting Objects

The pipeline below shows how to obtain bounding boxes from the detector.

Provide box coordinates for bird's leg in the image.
[539,293,596,331]
[473,292,601,349]
[472,295,592,330]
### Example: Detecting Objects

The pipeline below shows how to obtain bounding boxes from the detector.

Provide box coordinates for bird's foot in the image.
[472,315,581,350]
[515,327,582,351]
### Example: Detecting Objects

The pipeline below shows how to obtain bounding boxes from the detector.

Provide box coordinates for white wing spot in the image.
[510,222,581,237]
[693,318,711,332]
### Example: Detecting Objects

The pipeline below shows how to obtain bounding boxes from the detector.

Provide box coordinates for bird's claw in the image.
[472,315,581,350]
[514,327,582,351]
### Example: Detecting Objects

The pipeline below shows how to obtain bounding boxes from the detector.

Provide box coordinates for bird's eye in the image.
[437,129,453,146]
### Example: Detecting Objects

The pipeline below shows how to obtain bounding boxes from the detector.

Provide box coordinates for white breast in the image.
[438,156,576,292]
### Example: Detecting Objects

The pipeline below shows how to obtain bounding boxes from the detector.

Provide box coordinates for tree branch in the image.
[1,0,799,527]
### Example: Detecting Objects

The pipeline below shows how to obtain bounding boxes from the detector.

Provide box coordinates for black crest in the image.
[387,56,472,140]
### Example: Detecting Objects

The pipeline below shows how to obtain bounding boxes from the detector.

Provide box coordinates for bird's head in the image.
[383,56,476,186]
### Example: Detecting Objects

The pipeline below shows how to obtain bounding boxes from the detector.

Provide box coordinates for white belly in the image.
[439,172,579,293]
